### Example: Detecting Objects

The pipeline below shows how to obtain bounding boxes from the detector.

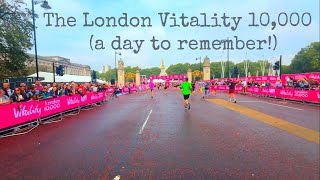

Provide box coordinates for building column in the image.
[117,59,125,87]
[136,70,141,86]
[187,68,192,82]
[203,56,211,81]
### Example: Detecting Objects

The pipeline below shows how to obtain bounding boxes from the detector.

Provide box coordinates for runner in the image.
[149,80,155,98]
[191,80,196,95]
[227,79,237,103]
[164,81,169,94]
[204,81,210,98]
[211,81,217,96]
[199,82,204,98]
[180,78,192,109]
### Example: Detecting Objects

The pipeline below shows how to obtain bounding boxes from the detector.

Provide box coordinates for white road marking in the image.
[236,101,261,103]
[260,101,303,111]
[234,100,302,110]
[139,109,153,134]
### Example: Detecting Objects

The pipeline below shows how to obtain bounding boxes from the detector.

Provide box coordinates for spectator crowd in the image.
[0,81,110,105]
[208,77,320,90]
[1,76,319,105]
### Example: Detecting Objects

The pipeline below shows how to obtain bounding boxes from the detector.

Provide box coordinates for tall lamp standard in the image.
[222,37,230,78]
[196,57,201,79]
[32,0,51,80]
[114,51,122,84]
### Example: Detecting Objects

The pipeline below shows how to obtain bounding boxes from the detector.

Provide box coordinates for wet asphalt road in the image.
[0,88,319,179]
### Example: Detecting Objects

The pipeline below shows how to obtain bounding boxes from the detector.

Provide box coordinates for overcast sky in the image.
[26,0,319,71]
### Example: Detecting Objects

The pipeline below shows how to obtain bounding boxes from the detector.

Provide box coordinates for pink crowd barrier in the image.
[150,75,186,80]
[0,91,107,131]
[106,88,114,94]
[247,87,320,103]
[211,85,244,91]
[209,85,319,103]
[281,72,320,85]
[215,76,279,83]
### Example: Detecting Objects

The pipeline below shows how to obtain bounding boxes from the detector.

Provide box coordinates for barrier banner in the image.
[106,88,114,93]
[281,72,320,85]
[211,85,243,91]
[0,92,107,131]
[122,87,129,93]
[249,87,320,103]
[131,87,137,92]
[246,87,261,94]
[253,76,278,82]
[140,85,148,91]
[150,75,186,80]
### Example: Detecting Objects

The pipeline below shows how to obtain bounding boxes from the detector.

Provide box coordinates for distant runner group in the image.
[149,78,238,109]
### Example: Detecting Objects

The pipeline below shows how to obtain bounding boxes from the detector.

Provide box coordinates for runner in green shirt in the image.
[180,78,192,109]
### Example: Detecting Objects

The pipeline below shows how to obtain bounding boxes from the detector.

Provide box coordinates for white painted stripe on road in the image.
[236,101,261,103]
[139,109,153,135]
[260,101,303,111]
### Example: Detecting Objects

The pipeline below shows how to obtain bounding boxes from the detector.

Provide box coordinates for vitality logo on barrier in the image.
[262,88,269,93]
[269,88,276,94]
[294,90,309,98]
[13,104,42,118]
[98,92,104,99]
[81,95,87,102]
[280,90,293,97]
[44,99,61,111]
[310,74,320,80]
[91,93,99,101]
[67,97,80,105]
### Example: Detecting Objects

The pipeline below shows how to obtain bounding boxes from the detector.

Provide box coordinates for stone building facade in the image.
[28,55,91,76]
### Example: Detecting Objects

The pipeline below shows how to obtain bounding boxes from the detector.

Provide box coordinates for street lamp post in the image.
[114,51,121,84]
[226,37,230,78]
[31,0,51,80]
[196,57,201,79]
[222,37,230,78]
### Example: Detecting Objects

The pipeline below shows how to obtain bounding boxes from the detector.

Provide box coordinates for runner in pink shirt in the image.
[164,81,170,94]
[149,81,155,98]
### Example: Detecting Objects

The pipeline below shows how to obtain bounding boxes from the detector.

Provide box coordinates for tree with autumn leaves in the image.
[0,0,34,80]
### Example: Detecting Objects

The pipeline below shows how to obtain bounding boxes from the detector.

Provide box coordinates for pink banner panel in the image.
[0,92,107,131]
[131,87,137,92]
[122,87,129,93]
[281,72,320,85]
[107,88,115,94]
[211,85,243,91]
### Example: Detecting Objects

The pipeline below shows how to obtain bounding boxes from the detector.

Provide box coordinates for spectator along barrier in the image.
[281,72,320,85]
[0,91,107,138]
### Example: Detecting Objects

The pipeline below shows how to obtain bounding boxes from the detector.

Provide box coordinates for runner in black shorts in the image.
[227,79,237,103]
[180,78,192,109]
